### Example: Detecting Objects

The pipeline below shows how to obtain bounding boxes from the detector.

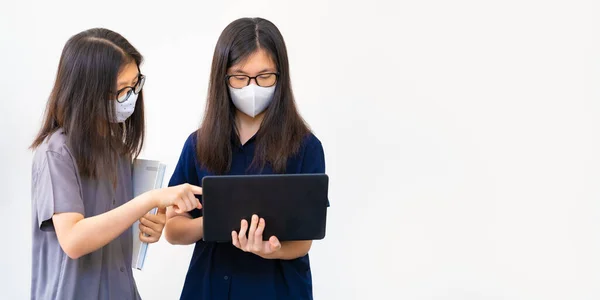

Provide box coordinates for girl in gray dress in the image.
[29,28,202,300]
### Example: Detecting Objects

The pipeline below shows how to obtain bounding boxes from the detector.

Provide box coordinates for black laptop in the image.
[201,174,329,242]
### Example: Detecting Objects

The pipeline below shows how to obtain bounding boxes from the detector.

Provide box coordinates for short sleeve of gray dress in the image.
[34,150,86,231]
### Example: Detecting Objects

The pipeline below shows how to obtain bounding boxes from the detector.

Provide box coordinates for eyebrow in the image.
[117,72,140,87]
[230,68,276,75]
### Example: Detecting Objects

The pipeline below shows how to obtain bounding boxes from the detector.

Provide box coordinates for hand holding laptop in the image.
[231,214,282,258]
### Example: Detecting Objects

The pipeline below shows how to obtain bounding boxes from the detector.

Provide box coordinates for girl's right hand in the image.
[151,184,202,214]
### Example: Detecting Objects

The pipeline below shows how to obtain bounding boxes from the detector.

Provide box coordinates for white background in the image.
[1,0,599,299]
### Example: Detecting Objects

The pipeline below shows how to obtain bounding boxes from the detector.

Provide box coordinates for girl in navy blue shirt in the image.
[165,18,326,300]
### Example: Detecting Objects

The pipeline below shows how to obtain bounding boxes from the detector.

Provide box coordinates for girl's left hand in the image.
[232,214,281,258]
[138,208,167,243]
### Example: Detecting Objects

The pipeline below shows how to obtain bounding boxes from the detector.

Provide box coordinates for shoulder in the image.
[301,132,323,152]
[32,128,77,178]
[43,128,70,155]
[169,131,202,186]
[295,132,326,173]
[297,132,325,161]
[33,128,73,165]
[181,130,199,153]
[186,130,199,144]
[174,130,200,165]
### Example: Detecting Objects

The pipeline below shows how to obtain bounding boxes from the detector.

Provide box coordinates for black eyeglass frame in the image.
[225,72,280,89]
[113,74,146,103]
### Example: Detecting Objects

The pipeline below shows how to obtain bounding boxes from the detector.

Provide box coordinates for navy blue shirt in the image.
[169,131,326,300]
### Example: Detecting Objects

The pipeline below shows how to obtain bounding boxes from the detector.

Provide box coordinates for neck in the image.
[235,110,264,145]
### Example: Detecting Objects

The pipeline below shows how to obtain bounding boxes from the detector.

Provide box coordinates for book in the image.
[131,159,167,270]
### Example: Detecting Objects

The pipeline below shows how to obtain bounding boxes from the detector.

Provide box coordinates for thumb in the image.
[269,236,281,250]
[173,205,183,214]
[157,207,167,215]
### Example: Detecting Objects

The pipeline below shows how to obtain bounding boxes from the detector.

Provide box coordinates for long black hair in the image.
[197,17,309,174]
[31,28,145,179]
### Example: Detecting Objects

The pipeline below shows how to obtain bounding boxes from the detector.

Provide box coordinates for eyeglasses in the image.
[114,74,146,103]
[225,72,279,89]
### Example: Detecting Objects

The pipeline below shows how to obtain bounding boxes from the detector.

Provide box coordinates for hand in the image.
[138,208,166,243]
[151,184,202,214]
[232,214,281,259]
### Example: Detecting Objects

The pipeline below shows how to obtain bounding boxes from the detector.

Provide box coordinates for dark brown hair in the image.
[197,17,309,174]
[31,28,145,179]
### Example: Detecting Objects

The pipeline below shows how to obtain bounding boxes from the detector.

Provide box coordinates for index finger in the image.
[188,185,203,195]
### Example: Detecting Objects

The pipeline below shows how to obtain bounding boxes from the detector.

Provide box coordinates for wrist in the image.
[260,248,282,260]
[195,217,204,239]
[140,189,160,209]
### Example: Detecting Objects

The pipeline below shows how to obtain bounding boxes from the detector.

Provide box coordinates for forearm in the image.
[55,192,156,259]
[165,216,204,245]
[266,240,313,260]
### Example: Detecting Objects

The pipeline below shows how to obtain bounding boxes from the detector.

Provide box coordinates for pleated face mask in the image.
[229,84,276,118]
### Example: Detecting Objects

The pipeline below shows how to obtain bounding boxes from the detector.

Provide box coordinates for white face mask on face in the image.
[229,84,275,118]
[110,92,138,123]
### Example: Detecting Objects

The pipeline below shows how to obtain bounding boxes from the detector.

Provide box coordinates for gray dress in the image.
[31,129,141,300]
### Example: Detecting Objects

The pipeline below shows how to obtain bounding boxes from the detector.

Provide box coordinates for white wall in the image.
[1,0,599,299]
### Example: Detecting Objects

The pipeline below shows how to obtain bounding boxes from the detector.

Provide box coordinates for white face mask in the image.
[228,84,275,118]
[111,92,138,123]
